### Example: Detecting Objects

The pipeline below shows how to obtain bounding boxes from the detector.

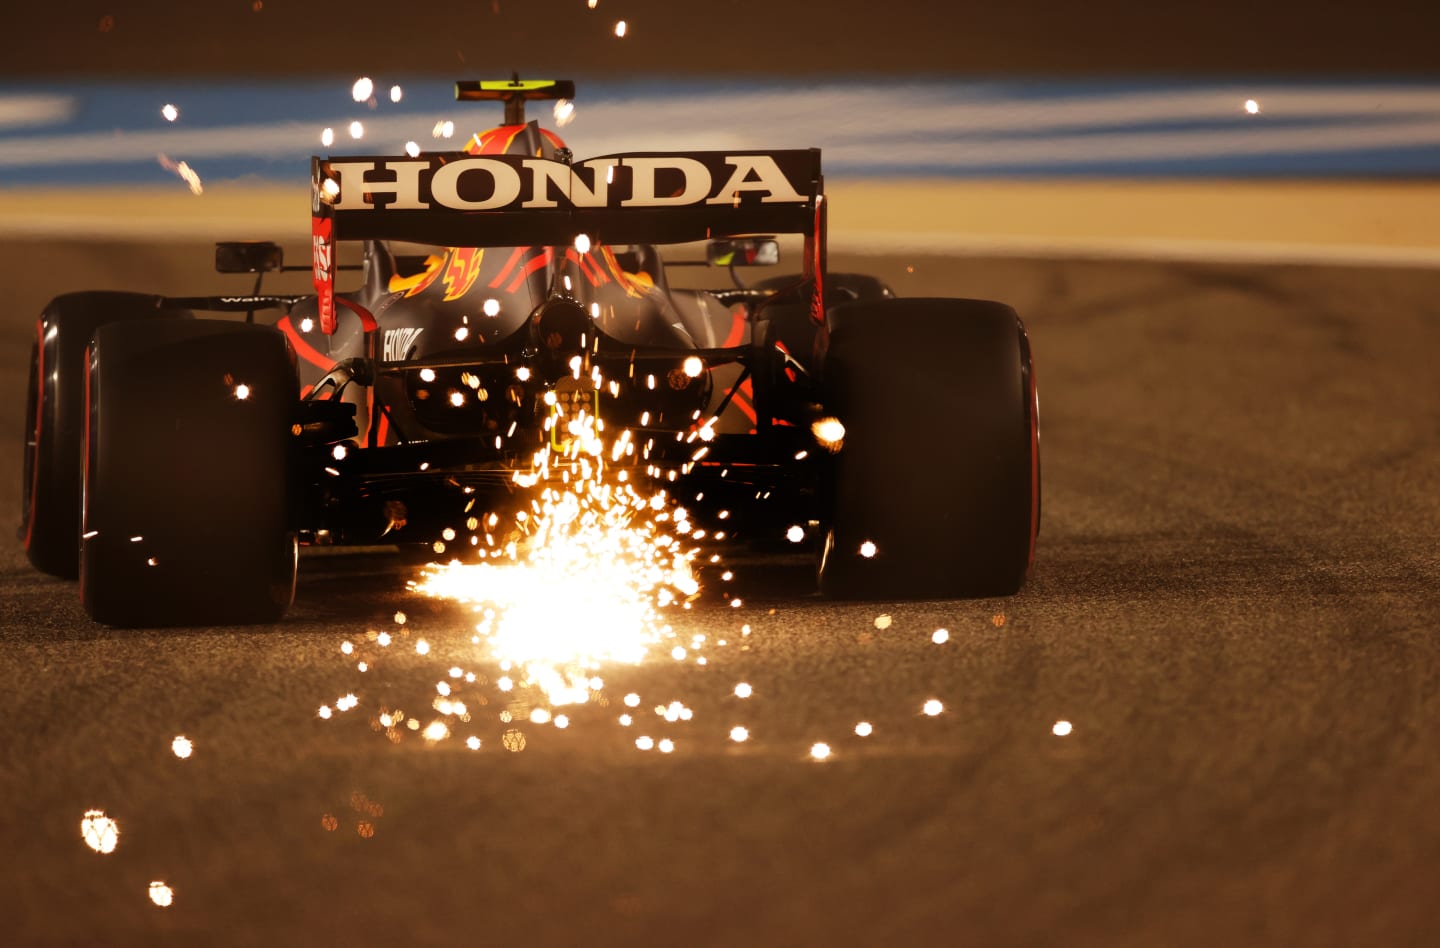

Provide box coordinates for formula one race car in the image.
[19,79,1039,626]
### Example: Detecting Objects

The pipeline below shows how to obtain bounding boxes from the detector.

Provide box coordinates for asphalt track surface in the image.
[2,241,1439,946]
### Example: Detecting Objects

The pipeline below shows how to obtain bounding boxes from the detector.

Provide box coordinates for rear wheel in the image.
[81,319,299,627]
[20,292,187,577]
[818,298,1039,599]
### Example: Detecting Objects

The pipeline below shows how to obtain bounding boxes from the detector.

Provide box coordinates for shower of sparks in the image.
[1053,720,1073,737]
[410,396,700,711]
[80,810,120,854]
[171,735,193,759]
[148,882,174,908]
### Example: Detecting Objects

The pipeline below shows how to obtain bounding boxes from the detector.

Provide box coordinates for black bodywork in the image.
[184,143,841,553]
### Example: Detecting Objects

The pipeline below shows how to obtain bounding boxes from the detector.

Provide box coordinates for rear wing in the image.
[311,149,821,245]
[309,148,824,332]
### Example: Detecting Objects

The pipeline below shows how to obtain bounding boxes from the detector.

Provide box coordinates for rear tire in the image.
[20,292,187,578]
[81,319,298,627]
[818,298,1039,599]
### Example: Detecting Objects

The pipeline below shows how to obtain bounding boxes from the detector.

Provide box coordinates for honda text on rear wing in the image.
[309,149,826,334]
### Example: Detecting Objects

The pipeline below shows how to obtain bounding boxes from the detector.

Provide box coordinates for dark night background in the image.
[3,0,1439,78]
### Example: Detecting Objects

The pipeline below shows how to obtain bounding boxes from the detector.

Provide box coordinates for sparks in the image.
[148,881,175,908]
[932,628,950,644]
[171,735,193,759]
[160,103,179,122]
[810,742,832,761]
[614,19,627,37]
[1053,720,1073,737]
[811,416,845,451]
[80,810,120,854]
[855,721,873,737]
[352,77,374,102]
[411,396,700,706]
[922,699,943,717]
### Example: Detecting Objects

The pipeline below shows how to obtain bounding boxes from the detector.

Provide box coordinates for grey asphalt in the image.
[2,242,1439,946]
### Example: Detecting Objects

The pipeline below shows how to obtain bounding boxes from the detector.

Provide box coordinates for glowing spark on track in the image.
[171,736,193,759]
[1053,720,1073,737]
[922,699,944,717]
[734,682,752,698]
[729,726,749,742]
[810,743,832,761]
[148,882,174,908]
[855,722,873,737]
[614,19,627,37]
[859,540,877,558]
[80,811,119,854]
[932,628,950,644]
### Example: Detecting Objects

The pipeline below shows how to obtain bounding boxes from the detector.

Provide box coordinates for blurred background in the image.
[2,0,1438,261]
